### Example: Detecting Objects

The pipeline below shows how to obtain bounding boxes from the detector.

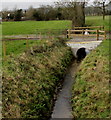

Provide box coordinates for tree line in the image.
[2,1,110,22]
[2,5,66,21]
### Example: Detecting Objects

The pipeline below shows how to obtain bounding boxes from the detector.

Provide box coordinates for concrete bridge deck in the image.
[68,36,104,42]
[66,36,104,58]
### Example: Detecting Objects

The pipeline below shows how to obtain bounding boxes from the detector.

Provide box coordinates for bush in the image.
[14,9,22,21]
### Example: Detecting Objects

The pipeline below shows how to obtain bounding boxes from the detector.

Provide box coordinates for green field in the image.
[2,20,71,35]
[85,16,110,31]
[2,16,110,36]
[3,39,45,56]
[2,15,110,57]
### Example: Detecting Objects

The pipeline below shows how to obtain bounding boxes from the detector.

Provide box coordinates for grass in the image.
[85,15,110,31]
[2,38,74,119]
[2,20,71,35]
[2,39,45,56]
[2,15,110,57]
[71,15,110,118]
[2,15,110,36]
[2,15,111,118]
[71,40,110,118]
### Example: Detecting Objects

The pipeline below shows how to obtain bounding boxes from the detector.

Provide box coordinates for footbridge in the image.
[66,26,106,59]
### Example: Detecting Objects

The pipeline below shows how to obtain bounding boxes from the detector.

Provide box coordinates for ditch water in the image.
[50,60,80,119]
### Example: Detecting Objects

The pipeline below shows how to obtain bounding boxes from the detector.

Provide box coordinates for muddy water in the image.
[50,60,80,119]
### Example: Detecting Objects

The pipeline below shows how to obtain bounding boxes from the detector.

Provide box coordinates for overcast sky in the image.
[1,0,110,11]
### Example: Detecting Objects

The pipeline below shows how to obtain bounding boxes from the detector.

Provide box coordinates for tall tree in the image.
[55,0,86,28]
[93,0,107,20]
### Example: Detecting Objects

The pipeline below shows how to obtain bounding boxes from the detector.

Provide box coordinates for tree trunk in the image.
[72,2,85,29]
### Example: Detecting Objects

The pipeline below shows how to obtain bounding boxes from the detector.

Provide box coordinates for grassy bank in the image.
[2,38,73,119]
[71,40,110,118]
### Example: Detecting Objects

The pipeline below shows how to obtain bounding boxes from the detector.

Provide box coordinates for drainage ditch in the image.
[50,47,89,119]
[50,59,80,119]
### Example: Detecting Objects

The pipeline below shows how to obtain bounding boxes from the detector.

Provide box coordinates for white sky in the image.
[1,0,110,11]
[1,0,91,2]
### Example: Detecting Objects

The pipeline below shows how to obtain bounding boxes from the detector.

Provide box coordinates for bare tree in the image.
[55,0,86,28]
[93,0,107,20]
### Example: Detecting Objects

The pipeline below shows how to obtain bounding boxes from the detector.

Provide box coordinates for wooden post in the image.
[104,31,106,40]
[36,29,38,39]
[103,26,104,30]
[96,30,99,41]
[39,32,42,40]
[26,36,29,49]
[68,29,70,38]
[3,41,6,60]
[82,29,84,35]
[67,29,69,38]
[48,31,51,39]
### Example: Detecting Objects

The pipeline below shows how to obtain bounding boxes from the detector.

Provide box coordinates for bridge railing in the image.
[67,26,106,40]
[71,26,104,30]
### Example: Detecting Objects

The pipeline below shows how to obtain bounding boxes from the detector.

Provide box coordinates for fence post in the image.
[3,40,6,60]
[96,30,99,41]
[104,31,106,40]
[67,29,69,38]
[26,36,29,49]
[67,29,70,38]
[39,32,42,40]
[36,29,38,39]
[48,31,51,40]
[82,29,84,35]
[103,26,104,30]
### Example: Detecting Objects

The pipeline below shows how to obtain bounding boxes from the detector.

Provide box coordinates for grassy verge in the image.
[71,40,110,118]
[2,38,74,119]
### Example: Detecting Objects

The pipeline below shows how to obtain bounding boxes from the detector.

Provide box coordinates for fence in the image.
[3,27,107,60]
[2,29,67,60]
[67,26,106,40]
[71,26,104,30]
[2,38,36,61]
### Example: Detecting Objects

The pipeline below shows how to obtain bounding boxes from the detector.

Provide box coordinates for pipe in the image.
[71,47,90,60]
